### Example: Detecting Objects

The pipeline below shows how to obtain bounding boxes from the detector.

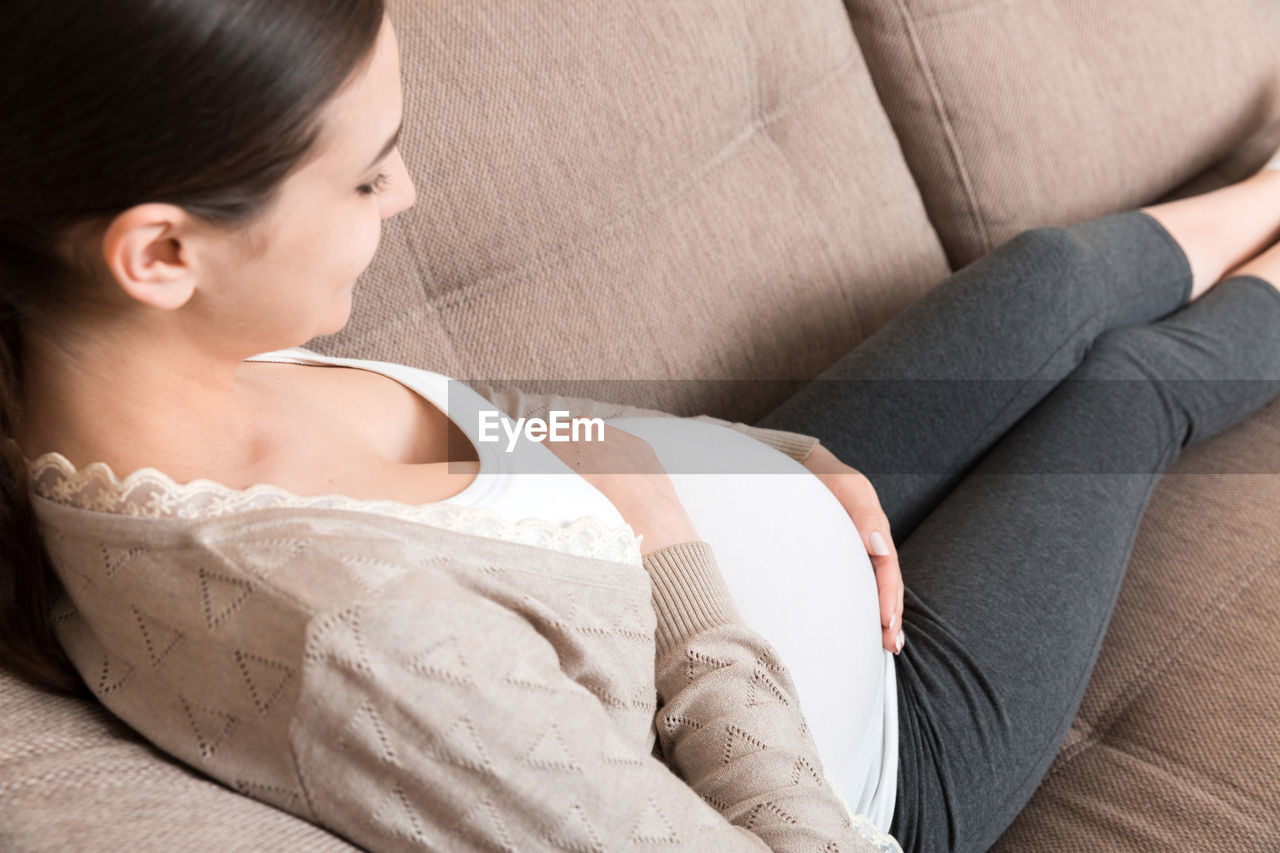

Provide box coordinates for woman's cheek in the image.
[350,212,384,279]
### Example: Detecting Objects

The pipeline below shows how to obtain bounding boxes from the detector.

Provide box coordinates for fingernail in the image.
[895,631,905,653]
[888,611,896,631]
[869,531,890,556]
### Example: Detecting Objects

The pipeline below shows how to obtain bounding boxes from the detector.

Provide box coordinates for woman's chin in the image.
[316,290,355,336]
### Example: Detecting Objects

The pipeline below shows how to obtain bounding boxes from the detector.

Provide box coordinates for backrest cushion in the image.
[307,0,949,422]
[845,0,1280,268]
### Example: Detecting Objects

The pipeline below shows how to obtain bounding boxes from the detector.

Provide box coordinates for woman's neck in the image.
[16,320,285,484]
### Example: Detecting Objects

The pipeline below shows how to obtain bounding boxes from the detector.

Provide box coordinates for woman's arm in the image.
[467,382,821,465]
[286,544,889,852]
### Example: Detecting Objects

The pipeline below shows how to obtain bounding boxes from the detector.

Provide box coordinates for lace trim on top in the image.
[26,451,643,567]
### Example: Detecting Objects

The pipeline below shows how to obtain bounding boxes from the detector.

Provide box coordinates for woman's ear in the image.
[100,203,200,311]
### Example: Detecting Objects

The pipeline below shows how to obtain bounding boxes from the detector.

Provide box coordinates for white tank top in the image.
[243,346,898,834]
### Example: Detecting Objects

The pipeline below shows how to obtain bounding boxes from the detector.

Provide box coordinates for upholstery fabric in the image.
[0,670,359,851]
[844,0,1280,268]
[304,0,949,423]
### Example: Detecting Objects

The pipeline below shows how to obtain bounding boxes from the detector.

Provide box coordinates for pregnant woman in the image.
[5,3,1280,852]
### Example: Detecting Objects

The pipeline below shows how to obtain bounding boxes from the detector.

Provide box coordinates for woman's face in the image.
[177,12,416,352]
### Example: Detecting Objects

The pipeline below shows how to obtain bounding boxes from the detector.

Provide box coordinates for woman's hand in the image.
[543,420,701,556]
[802,443,906,654]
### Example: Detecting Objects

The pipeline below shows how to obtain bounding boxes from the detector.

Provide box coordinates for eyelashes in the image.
[357,172,391,196]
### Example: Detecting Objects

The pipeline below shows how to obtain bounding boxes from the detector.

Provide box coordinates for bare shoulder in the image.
[237,359,474,467]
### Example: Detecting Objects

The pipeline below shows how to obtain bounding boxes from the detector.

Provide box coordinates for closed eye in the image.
[358,172,391,196]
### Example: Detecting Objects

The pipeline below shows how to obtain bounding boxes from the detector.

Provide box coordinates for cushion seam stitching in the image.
[892,0,991,254]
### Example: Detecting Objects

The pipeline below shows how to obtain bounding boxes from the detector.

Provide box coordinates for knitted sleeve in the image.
[287,544,888,852]
[466,382,821,465]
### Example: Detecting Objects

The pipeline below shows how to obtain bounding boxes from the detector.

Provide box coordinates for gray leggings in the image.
[752,210,1280,853]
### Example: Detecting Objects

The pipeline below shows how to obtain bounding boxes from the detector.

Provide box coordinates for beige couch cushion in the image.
[845,0,1280,268]
[992,396,1280,850]
[307,0,949,423]
[0,669,358,851]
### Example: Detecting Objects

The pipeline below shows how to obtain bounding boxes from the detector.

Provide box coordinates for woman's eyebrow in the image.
[365,119,403,170]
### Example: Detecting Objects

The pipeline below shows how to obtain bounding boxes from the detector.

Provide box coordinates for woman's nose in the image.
[380,147,417,219]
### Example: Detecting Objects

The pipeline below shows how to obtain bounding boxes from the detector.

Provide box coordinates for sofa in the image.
[4,1,1279,849]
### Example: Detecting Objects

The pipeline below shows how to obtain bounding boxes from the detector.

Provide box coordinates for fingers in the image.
[802,449,907,655]
[848,482,905,655]
[872,537,905,655]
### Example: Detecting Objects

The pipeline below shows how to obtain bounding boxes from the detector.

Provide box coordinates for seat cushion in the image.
[844,0,1280,268]
[307,0,949,423]
[991,395,1280,850]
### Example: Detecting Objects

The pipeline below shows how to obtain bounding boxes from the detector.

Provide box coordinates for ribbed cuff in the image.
[691,415,821,464]
[642,540,742,662]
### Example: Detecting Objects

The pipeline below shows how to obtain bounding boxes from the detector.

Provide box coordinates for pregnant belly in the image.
[604,416,887,795]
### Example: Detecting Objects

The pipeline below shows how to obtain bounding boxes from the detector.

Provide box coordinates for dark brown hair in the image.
[0,0,386,696]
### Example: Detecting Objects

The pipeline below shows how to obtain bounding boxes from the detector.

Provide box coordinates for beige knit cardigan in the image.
[27,383,902,852]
